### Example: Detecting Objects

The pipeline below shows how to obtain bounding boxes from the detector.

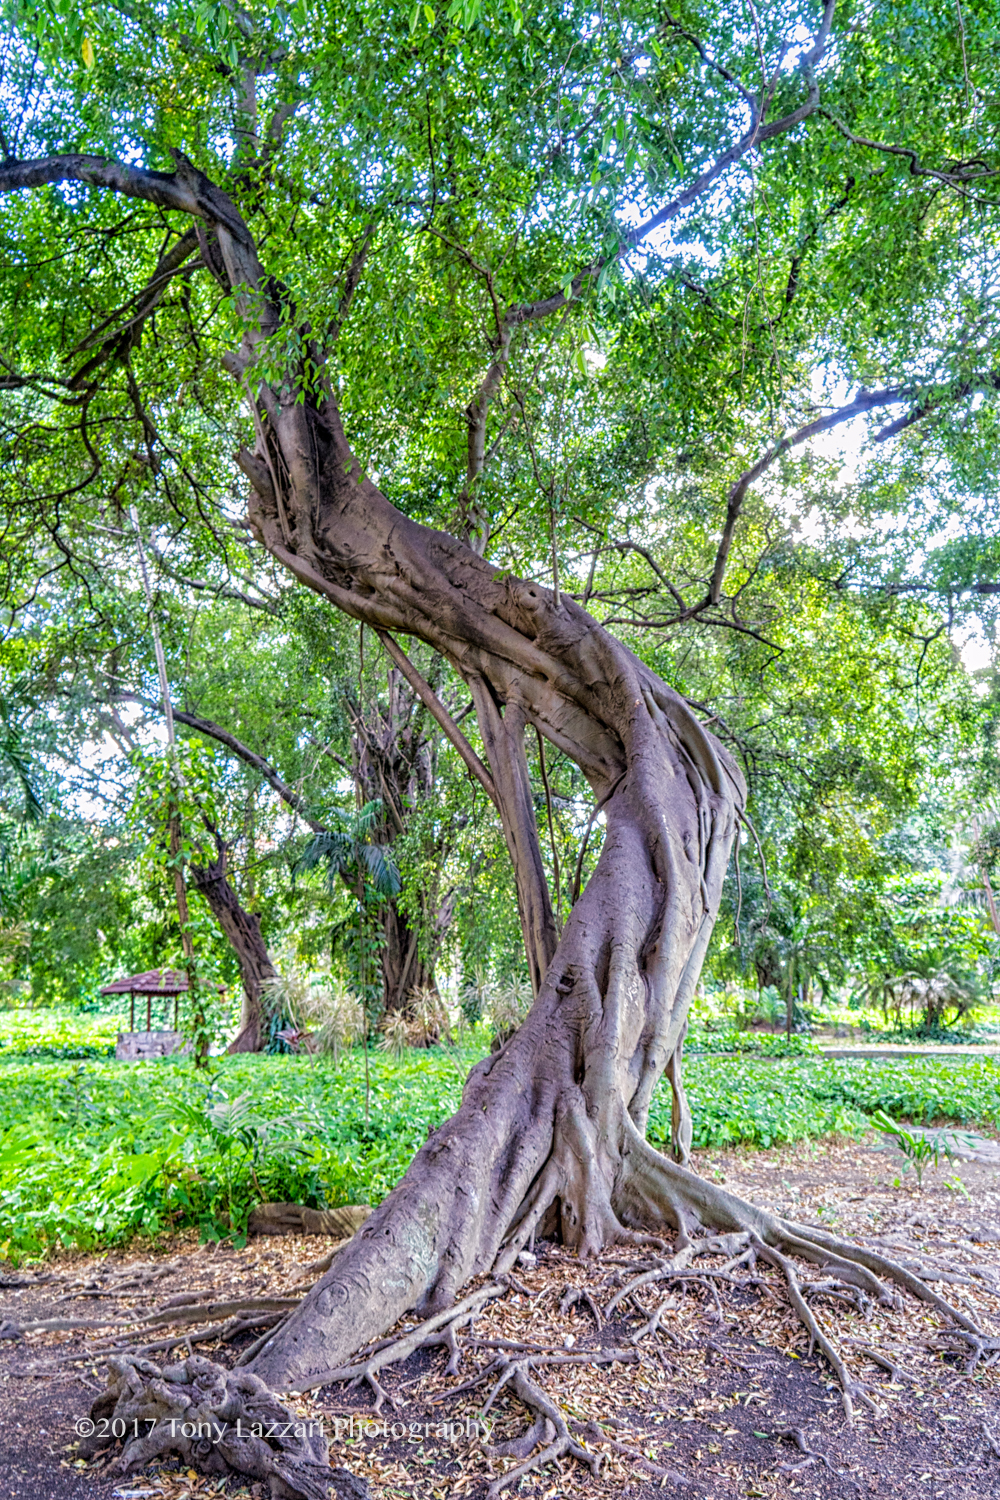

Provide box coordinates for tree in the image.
[2,0,999,1435]
[294,799,401,1014]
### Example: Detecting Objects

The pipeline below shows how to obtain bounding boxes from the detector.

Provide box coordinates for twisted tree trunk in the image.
[170,165,744,1385]
[248,571,739,1385]
[190,833,278,1054]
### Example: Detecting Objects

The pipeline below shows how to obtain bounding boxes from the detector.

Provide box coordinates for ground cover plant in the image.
[0,1007,120,1059]
[3,1042,999,1259]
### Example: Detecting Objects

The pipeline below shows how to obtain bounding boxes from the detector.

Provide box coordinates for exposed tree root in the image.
[19,1184,995,1500]
[2,1294,300,1344]
[2,1291,300,1344]
[258,1119,997,1497]
[768,1425,858,1487]
[25,1313,287,1376]
[929,1326,1000,1372]
[540,1133,998,1420]
[287,1282,507,1405]
[78,1352,368,1499]
[558,1284,603,1329]
[481,1360,603,1498]
[568,1418,691,1486]
[842,1338,923,1385]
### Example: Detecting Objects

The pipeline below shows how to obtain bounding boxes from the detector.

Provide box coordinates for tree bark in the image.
[380,900,435,1015]
[190,836,278,1054]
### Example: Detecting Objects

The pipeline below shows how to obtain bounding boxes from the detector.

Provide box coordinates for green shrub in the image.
[0,1009,121,1057]
[685,1029,818,1058]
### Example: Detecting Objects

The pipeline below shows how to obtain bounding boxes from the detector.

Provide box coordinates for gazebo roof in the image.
[100,968,191,996]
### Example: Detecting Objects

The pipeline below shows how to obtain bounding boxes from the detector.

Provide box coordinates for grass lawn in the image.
[1,1017,998,1258]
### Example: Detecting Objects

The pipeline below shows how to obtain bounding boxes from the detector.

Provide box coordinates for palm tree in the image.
[294,800,401,908]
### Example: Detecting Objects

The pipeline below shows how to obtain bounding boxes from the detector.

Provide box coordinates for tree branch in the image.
[66,228,203,388]
[145,542,280,614]
[820,109,998,198]
[708,385,910,604]
[0,151,266,317]
[873,371,1000,443]
[114,693,324,831]
[374,630,499,808]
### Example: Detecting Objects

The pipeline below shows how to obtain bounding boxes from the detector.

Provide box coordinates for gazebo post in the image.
[174,993,179,1031]
[130,991,135,1032]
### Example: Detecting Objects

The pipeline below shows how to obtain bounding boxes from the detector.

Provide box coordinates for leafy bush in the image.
[656,1059,870,1150]
[0,1008,120,1057]
[261,958,365,1059]
[0,1044,479,1257]
[685,1029,818,1057]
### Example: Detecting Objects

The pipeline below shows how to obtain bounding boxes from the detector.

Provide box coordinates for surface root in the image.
[78,1352,368,1499]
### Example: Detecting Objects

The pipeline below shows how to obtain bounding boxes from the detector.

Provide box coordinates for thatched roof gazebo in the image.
[100,968,190,1034]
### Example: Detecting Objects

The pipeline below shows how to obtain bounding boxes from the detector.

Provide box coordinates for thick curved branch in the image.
[0,155,208,219]
[0,151,267,323]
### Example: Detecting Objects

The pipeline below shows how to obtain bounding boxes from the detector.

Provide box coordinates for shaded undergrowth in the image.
[1,1040,998,1258]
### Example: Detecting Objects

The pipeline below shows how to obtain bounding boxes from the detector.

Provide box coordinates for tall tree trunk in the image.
[347,675,452,1012]
[190,835,277,1053]
[381,901,436,1014]
[216,230,747,1384]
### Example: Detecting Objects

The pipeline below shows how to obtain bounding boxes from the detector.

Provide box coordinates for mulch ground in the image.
[2,1134,999,1500]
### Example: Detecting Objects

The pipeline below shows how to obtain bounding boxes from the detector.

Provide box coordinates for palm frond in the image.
[293,830,353,891]
[350,800,386,839]
[358,841,401,897]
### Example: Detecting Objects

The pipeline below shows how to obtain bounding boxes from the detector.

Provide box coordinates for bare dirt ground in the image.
[2,1134,999,1500]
